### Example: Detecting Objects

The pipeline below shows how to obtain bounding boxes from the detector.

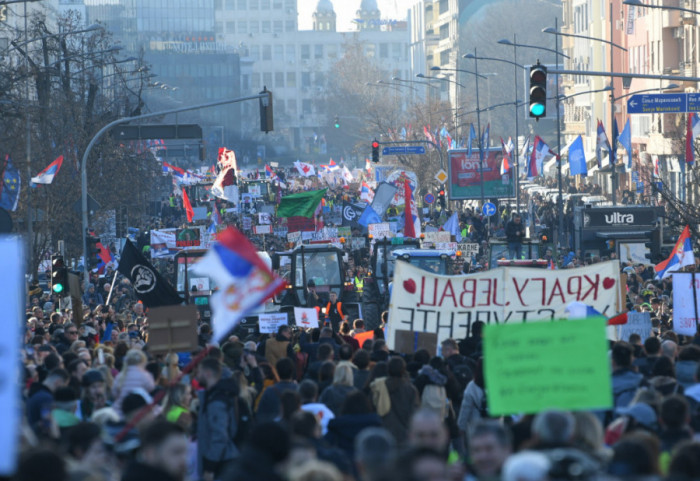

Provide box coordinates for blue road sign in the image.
[627,93,687,114]
[382,145,426,155]
[688,93,700,112]
[482,202,497,217]
[424,193,435,205]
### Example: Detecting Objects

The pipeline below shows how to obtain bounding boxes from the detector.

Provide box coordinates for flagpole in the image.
[693,272,699,332]
[105,269,119,307]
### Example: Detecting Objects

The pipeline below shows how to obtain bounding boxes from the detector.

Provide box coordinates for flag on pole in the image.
[0,155,20,212]
[467,124,476,157]
[519,136,530,172]
[211,163,238,202]
[162,161,185,177]
[277,189,326,218]
[655,225,695,280]
[31,155,64,185]
[481,123,490,149]
[294,160,316,177]
[182,187,194,223]
[403,178,421,238]
[500,137,511,175]
[686,113,700,165]
[596,120,612,168]
[192,227,285,343]
[652,155,660,179]
[568,135,588,176]
[328,159,340,172]
[360,182,374,203]
[618,118,632,168]
[611,119,619,165]
[117,240,183,308]
[528,136,551,178]
[442,212,462,242]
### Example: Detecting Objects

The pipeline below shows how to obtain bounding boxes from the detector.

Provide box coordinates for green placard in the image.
[483,317,612,416]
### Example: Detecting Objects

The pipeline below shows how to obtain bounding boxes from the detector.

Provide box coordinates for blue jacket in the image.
[612,368,643,408]
[26,385,53,436]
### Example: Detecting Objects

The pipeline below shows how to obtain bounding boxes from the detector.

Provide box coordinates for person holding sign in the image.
[505,214,525,260]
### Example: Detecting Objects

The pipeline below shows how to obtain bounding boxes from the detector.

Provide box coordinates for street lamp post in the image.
[464,45,528,215]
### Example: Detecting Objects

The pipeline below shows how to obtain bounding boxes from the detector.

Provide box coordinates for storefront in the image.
[573,205,664,262]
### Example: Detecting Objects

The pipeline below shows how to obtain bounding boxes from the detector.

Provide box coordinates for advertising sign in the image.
[447,148,515,200]
[672,273,700,336]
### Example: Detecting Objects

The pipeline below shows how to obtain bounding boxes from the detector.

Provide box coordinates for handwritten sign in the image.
[294,307,319,328]
[287,231,302,246]
[458,243,480,258]
[254,224,272,235]
[259,312,289,334]
[618,311,652,342]
[242,216,252,231]
[672,273,700,336]
[483,317,612,415]
[368,223,393,239]
[386,260,621,349]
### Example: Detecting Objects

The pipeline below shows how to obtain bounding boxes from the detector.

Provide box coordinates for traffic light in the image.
[371,139,380,163]
[645,228,662,263]
[87,235,101,269]
[51,255,68,295]
[334,116,340,129]
[438,189,446,210]
[259,86,274,133]
[529,62,547,120]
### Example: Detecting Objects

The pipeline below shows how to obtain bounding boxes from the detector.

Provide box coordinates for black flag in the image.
[117,240,183,308]
[342,201,365,228]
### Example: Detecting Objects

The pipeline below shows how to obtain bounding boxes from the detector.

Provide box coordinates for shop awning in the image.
[595,230,652,239]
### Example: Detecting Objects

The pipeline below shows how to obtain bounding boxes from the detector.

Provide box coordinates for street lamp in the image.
[465,49,527,214]
[429,66,487,80]
[542,15,626,206]
[416,73,466,89]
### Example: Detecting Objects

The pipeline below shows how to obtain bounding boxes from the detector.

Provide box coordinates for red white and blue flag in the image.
[360,181,375,203]
[652,155,660,179]
[328,159,340,172]
[527,136,551,178]
[193,227,286,342]
[500,137,511,175]
[31,155,64,185]
[403,178,421,238]
[162,162,185,177]
[596,120,612,168]
[655,225,695,280]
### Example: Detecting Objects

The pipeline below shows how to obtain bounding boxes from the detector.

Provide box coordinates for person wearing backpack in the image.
[196,357,240,481]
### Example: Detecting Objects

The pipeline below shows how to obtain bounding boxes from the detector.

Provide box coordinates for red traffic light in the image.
[372,141,379,149]
[439,190,445,196]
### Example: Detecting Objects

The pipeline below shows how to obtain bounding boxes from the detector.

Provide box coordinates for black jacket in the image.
[505,220,525,243]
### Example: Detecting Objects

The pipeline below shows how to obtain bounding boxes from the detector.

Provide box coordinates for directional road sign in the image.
[482,202,497,217]
[424,193,435,205]
[382,145,426,155]
[627,93,687,114]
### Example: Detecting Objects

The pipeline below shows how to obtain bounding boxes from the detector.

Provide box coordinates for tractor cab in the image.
[392,248,456,275]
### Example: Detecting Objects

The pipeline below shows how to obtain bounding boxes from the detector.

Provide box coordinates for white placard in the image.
[254,224,272,235]
[249,184,262,197]
[672,273,700,336]
[287,231,302,245]
[294,307,319,328]
[368,223,392,239]
[0,238,22,475]
[259,312,289,334]
[458,243,480,258]
[618,311,652,342]
[242,216,252,231]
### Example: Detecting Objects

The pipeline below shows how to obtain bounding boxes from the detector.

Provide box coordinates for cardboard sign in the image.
[259,312,289,334]
[394,330,437,357]
[175,227,201,248]
[618,311,652,342]
[287,231,302,246]
[0,238,22,475]
[672,273,700,336]
[294,307,319,328]
[254,224,272,235]
[368,223,392,239]
[484,317,612,416]
[147,305,199,355]
[386,260,621,349]
[258,212,272,225]
[458,243,480,258]
[242,216,252,231]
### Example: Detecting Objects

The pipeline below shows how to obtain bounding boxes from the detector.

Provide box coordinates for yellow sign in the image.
[435,169,448,184]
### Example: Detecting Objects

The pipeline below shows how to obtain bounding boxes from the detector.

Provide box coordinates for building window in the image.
[225,0,235,8]
[263,72,273,87]
[327,44,337,58]
[301,72,311,87]
[440,49,450,65]
[439,0,448,14]
[285,0,294,9]
[262,21,271,33]
[251,72,261,89]
[238,0,246,8]
[250,21,259,33]
[263,45,271,60]
[302,99,312,114]
[315,44,323,59]
[214,0,222,9]
[237,20,247,34]
[301,44,310,59]
[261,0,270,8]
[249,0,258,8]
[392,43,402,59]
[315,72,325,87]
[439,24,449,40]
[287,99,297,114]
[250,45,260,60]
[379,43,388,58]
[273,0,282,7]
[275,72,284,87]
[274,44,284,60]
[215,21,223,33]
[286,71,296,87]
[286,44,296,60]
[274,20,283,33]
[285,20,295,32]
[226,21,235,33]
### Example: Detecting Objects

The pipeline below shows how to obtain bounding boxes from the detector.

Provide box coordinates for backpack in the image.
[421,384,448,419]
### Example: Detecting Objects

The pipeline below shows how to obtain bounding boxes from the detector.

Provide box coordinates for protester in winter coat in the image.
[371,356,419,444]
[318,364,357,416]
[325,390,382,459]
[111,349,155,415]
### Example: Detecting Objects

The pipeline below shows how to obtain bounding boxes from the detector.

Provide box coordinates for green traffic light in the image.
[52,283,64,294]
[530,103,545,117]
[334,123,340,128]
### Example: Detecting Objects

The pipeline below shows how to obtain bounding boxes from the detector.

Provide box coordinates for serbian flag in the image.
[94,242,114,274]
[192,227,285,343]
[528,136,551,178]
[655,225,695,280]
[182,187,194,223]
[162,161,185,177]
[403,178,421,238]
[360,181,375,203]
[31,155,64,185]
[686,113,700,165]
[328,159,340,172]
[365,158,371,172]
[500,137,511,175]
[596,120,612,168]
[652,155,660,179]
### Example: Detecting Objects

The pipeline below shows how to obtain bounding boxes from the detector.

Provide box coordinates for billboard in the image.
[447,148,515,200]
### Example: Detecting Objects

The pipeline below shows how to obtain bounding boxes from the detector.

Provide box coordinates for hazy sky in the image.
[297,0,407,32]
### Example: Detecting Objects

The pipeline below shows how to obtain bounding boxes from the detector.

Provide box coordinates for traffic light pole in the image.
[80,93,269,289]
[473,49,486,209]
[555,16,564,250]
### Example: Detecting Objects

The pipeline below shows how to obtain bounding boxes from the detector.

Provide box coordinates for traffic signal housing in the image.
[334,116,340,129]
[529,62,547,120]
[438,189,446,210]
[259,87,274,133]
[645,228,662,264]
[87,235,101,270]
[371,139,380,163]
[51,255,68,295]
